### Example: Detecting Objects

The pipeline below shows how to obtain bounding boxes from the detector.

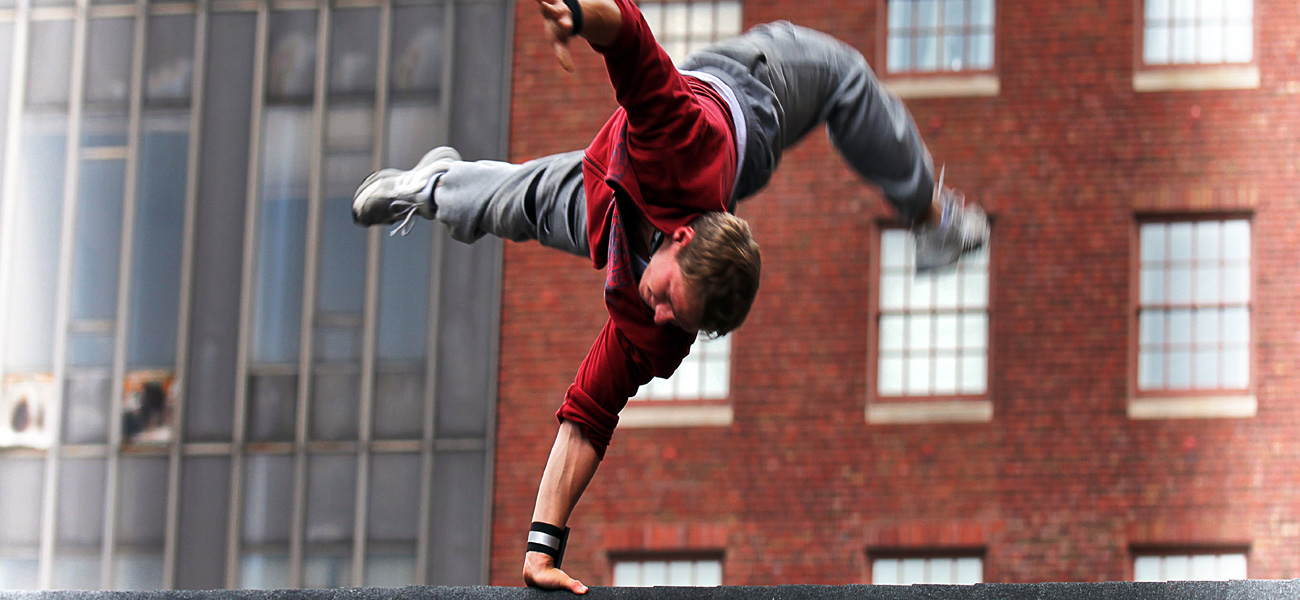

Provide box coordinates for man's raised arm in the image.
[533,0,622,71]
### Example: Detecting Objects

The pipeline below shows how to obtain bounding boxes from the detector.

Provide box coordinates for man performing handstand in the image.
[351,0,989,591]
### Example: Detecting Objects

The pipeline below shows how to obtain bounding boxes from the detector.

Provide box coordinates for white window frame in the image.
[871,554,983,585]
[868,227,992,425]
[882,0,1001,99]
[612,557,723,587]
[1129,217,1255,420]
[1133,551,1248,581]
[1133,0,1259,92]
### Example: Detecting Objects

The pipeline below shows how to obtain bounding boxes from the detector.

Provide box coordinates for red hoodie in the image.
[554,0,739,459]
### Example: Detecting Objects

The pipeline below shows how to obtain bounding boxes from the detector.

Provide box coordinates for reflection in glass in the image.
[6,118,67,370]
[145,15,195,104]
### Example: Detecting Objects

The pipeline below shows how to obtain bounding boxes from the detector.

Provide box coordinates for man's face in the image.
[638,226,701,332]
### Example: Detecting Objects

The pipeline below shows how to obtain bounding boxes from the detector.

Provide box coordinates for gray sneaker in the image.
[913,167,989,273]
[352,146,461,235]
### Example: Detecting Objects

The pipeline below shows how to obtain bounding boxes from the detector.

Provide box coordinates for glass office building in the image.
[0,0,509,589]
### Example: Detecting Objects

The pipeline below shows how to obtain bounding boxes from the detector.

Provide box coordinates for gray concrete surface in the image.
[2,581,1300,600]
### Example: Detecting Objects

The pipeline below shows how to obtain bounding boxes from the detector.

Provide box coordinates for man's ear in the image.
[672,225,695,247]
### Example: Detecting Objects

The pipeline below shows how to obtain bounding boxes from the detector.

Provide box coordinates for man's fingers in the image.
[553,39,575,72]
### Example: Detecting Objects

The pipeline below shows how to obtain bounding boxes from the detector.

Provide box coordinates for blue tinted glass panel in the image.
[71,159,126,321]
[128,115,189,368]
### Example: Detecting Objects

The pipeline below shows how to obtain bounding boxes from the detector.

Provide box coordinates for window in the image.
[871,555,982,584]
[639,0,742,64]
[1137,219,1250,393]
[633,333,730,401]
[613,558,722,586]
[876,229,989,398]
[0,0,506,590]
[886,0,995,74]
[1134,552,1247,581]
[1142,0,1253,66]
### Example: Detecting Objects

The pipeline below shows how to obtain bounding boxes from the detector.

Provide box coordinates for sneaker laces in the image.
[389,200,421,237]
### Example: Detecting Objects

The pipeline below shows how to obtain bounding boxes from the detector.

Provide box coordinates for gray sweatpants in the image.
[433,21,934,259]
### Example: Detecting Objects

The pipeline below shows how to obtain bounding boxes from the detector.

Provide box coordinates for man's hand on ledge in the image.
[524,550,589,594]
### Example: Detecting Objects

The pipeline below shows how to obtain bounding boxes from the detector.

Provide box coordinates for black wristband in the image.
[527,521,571,568]
[563,0,584,37]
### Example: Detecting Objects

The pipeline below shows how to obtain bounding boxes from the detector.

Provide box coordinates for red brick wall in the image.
[490,0,1300,585]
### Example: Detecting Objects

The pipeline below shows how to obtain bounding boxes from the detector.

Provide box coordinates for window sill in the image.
[619,403,733,428]
[882,74,1000,99]
[1133,64,1260,92]
[867,399,993,424]
[1128,395,1257,420]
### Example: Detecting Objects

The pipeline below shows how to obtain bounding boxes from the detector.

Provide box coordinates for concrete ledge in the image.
[883,74,1000,99]
[1128,395,1257,420]
[1,581,1298,600]
[1133,64,1260,92]
[868,400,993,424]
[619,404,733,428]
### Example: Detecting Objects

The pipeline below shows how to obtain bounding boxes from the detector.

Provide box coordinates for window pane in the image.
[72,159,127,321]
[129,115,189,368]
[962,314,988,349]
[303,552,350,589]
[1222,265,1249,303]
[1223,23,1252,62]
[1168,350,1192,388]
[145,14,195,103]
[1139,350,1164,389]
[1140,267,1165,304]
[242,455,293,546]
[873,558,899,584]
[1139,311,1165,345]
[175,456,230,590]
[86,17,134,106]
[917,34,939,71]
[1168,266,1192,304]
[955,557,982,583]
[1140,224,1166,261]
[330,9,379,96]
[888,35,911,73]
[239,552,289,590]
[252,108,311,365]
[306,454,355,545]
[960,353,986,394]
[390,6,444,96]
[879,356,904,395]
[933,354,957,394]
[58,458,106,547]
[374,370,424,439]
[268,11,317,102]
[247,374,297,442]
[116,457,168,547]
[1219,553,1248,579]
[1222,348,1248,389]
[971,32,993,69]
[368,453,420,543]
[377,227,430,361]
[1134,555,1161,581]
[428,451,486,585]
[1193,349,1218,388]
[113,552,163,591]
[1222,220,1249,259]
[906,355,931,394]
[311,372,360,441]
[0,457,45,546]
[880,273,907,310]
[972,0,993,26]
[27,20,75,106]
[63,371,111,444]
[6,119,67,370]
[365,552,415,587]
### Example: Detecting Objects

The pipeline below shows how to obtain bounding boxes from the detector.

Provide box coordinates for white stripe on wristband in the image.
[528,530,562,550]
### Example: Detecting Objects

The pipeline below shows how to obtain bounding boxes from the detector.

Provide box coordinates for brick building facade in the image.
[490,0,1299,585]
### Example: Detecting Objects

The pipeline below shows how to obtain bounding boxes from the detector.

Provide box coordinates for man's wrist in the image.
[527,521,571,569]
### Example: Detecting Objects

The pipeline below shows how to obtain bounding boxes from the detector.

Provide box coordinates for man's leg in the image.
[683,22,933,222]
[684,24,988,270]
[434,150,590,259]
[355,149,591,260]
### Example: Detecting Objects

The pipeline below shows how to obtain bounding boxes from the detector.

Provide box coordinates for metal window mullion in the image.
[162,0,209,589]
[288,3,332,588]
[39,0,92,588]
[225,0,270,588]
[0,0,33,405]
[415,1,456,583]
[100,0,151,587]
[352,0,394,584]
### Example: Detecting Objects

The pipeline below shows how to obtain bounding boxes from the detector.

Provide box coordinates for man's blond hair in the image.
[677,212,762,336]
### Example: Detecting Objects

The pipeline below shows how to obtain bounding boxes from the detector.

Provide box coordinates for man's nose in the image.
[654,304,674,326]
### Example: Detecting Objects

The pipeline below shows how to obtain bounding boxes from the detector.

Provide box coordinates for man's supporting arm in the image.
[522,419,600,594]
